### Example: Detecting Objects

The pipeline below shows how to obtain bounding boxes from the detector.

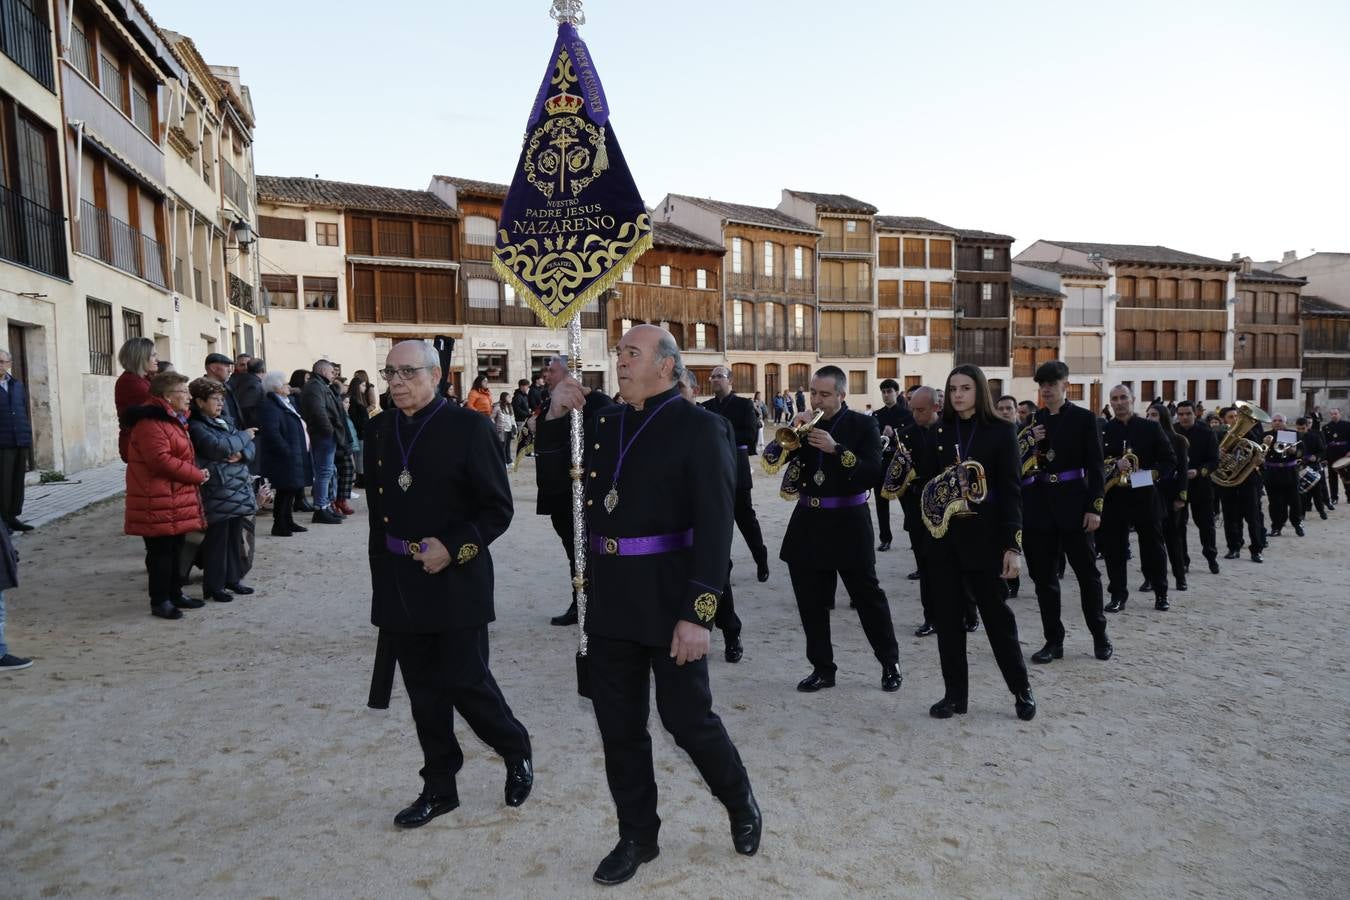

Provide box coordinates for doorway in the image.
[764,363,780,400]
[1260,378,1271,411]
[6,325,33,472]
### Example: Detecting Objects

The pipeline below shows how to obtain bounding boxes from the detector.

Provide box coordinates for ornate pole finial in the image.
[550,0,585,25]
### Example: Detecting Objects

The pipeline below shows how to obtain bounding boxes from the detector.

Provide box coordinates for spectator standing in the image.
[257,371,311,537]
[467,374,494,416]
[347,375,373,488]
[0,519,29,670]
[334,382,358,516]
[123,372,208,620]
[188,378,258,603]
[287,370,309,412]
[115,337,159,462]
[0,349,34,532]
[795,386,807,414]
[493,392,517,464]
[234,358,266,430]
[204,353,243,426]
[299,360,347,525]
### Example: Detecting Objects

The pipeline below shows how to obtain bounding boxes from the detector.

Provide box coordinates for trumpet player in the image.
[1264,413,1304,537]
[1100,384,1176,612]
[872,379,915,552]
[1024,361,1113,665]
[777,367,902,694]
[921,365,1035,722]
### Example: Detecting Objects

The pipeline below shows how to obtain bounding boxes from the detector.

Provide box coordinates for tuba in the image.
[762,408,825,474]
[1211,401,1271,488]
[920,448,988,539]
[880,438,916,499]
[1017,424,1039,478]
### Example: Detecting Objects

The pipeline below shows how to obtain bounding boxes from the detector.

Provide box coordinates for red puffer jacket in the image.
[123,397,207,537]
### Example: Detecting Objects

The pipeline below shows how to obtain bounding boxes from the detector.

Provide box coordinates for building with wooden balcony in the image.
[607,221,724,394]
[656,193,820,402]
[1009,277,1063,402]
[875,215,958,395]
[1017,240,1248,412]
[955,229,1014,396]
[779,190,880,402]
[1012,259,1110,411]
[256,175,461,387]
[429,175,609,394]
[1300,295,1350,413]
[1233,260,1305,414]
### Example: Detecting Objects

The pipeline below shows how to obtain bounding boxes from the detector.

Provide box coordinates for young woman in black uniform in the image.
[922,365,1036,721]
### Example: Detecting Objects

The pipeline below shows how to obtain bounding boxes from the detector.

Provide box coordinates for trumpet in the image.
[1103,443,1141,494]
[762,409,825,473]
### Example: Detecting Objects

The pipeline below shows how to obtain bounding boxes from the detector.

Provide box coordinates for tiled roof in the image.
[956,228,1015,242]
[784,191,878,215]
[667,195,820,233]
[1301,295,1350,316]
[1012,277,1064,299]
[1239,267,1306,285]
[1015,259,1107,278]
[432,175,510,200]
[652,221,725,253]
[875,215,957,235]
[1046,241,1235,268]
[257,176,457,218]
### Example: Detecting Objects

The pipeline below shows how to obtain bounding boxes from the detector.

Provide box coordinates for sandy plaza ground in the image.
[2,461,1347,899]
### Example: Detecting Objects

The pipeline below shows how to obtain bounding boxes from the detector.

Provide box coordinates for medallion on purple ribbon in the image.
[492,22,652,329]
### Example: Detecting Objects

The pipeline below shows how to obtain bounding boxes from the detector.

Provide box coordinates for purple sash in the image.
[797,491,870,510]
[1021,467,1086,487]
[386,536,428,557]
[590,529,694,557]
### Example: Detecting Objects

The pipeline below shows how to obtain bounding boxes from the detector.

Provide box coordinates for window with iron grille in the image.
[122,309,143,340]
[87,298,114,375]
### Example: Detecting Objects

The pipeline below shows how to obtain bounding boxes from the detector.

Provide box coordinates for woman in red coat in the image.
[124,372,208,620]
[115,337,159,463]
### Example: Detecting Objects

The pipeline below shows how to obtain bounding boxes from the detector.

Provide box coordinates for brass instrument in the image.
[1017,424,1039,477]
[1211,401,1271,488]
[920,448,989,539]
[1102,443,1141,494]
[880,438,916,499]
[762,408,825,474]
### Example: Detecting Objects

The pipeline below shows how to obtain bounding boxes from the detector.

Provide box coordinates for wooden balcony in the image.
[726,272,815,295]
[819,235,873,254]
[819,283,871,303]
[611,282,721,326]
[1065,355,1103,375]
[61,59,165,186]
[1115,308,1227,332]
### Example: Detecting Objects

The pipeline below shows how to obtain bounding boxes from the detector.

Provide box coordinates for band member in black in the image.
[779,366,902,694]
[1175,401,1220,574]
[539,326,759,885]
[367,341,532,829]
[1023,361,1112,664]
[921,365,1034,721]
[703,366,771,582]
[1264,413,1304,537]
[1100,384,1176,612]
[899,386,940,636]
[532,354,611,626]
[1219,405,1266,562]
[1323,407,1349,505]
[1146,404,1190,593]
[872,378,914,552]
[994,394,1023,599]
[1298,417,1330,519]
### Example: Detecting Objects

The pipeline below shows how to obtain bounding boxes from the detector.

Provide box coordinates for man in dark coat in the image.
[872,378,914,552]
[367,340,532,829]
[0,349,33,532]
[233,358,266,430]
[204,353,243,427]
[1175,400,1221,574]
[702,366,770,584]
[299,359,349,524]
[538,325,759,885]
[777,366,901,694]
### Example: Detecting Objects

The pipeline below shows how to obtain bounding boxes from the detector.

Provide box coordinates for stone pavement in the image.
[17,460,126,530]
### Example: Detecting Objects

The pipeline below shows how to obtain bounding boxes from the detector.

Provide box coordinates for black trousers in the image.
[1267,480,1302,529]
[1159,503,1187,583]
[549,508,578,607]
[1179,479,1218,565]
[0,445,27,523]
[1220,481,1264,551]
[906,528,937,626]
[927,547,1029,702]
[201,516,244,594]
[716,562,741,641]
[734,487,767,561]
[1100,500,1167,601]
[271,489,296,535]
[787,562,899,674]
[1330,463,1347,502]
[875,494,893,545]
[1303,468,1330,515]
[588,635,752,844]
[1025,526,1105,645]
[142,534,186,605]
[391,626,531,797]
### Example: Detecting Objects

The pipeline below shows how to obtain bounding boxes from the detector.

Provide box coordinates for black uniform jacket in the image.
[918,414,1022,571]
[702,391,759,490]
[1323,420,1350,460]
[897,421,932,535]
[1157,435,1190,505]
[1181,422,1220,481]
[536,385,735,646]
[873,402,914,489]
[778,404,883,571]
[534,389,611,515]
[1024,401,1105,532]
[1301,429,1327,464]
[367,400,513,633]
[1102,415,1176,519]
[1262,435,1301,486]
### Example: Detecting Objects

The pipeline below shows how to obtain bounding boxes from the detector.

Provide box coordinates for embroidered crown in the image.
[545,90,584,116]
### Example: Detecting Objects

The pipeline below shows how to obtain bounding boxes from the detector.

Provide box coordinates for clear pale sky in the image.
[153,0,1348,261]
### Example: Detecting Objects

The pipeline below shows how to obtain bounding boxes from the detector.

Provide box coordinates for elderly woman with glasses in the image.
[123,372,209,620]
[256,370,313,537]
[188,377,259,602]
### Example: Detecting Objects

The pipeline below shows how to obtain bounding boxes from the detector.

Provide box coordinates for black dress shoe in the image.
[1208,559,1221,574]
[171,594,205,610]
[270,527,293,537]
[1224,549,1240,560]
[1015,689,1037,721]
[226,583,254,595]
[288,524,308,533]
[1094,638,1114,661]
[754,550,770,583]
[1155,596,1170,611]
[1269,527,1282,537]
[1320,510,1328,520]
[312,509,344,525]
[151,601,183,620]
[728,794,762,856]
[394,791,459,828]
[796,671,836,692]
[906,570,921,581]
[294,499,316,513]
[504,758,533,807]
[1104,597,1126,613]
[207,590,234,603]
[1250,550,1263,563]
[881,664,902,692]
[914,622,935,637]
[1138,579,1153,592]
[593,839,660,886]
[878,541,891,551]
[7,519,33,532]
[1030,643,1063,664]
[1293,523,1305,537]
[550,603,578,626]
[929,696,968,718]
[1175,579,1187,592]
[724,636,744,664]
[965,620,979,633]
